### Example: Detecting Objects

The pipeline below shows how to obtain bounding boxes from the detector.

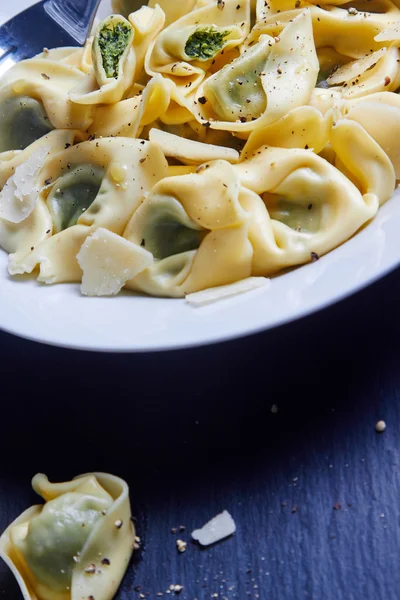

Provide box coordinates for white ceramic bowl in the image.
[0,1,399,352]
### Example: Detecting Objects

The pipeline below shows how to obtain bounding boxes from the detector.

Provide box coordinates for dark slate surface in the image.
[1,267,400,600]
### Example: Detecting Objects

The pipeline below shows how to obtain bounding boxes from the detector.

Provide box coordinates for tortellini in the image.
[124,161,253,296]
[248,5,397,56]
[0,56,93,152]
[1,0,400,299]
[0,472,135,600]
[71,15,136,105]
[7,137,168,283]
[193,11,319,133]
[145,0,250,93]
[0,130,76,255]
[93,16,135,84]
[124,145,381,296]
[235,145,380,273]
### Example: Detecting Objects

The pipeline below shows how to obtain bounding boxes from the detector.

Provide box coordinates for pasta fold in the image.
[248,6,395,58]
[0,472,134,600]
[241,106,331,159]
[145,0,250,94]
[124,160,253,296]
[193,10,319,133]
[70,15,136,105]
[343,92,400,178]
[8,138,168,283]
[1,0,400,301]
[88,75,193,139]
[0,58,93,151]
[234,145,379,273]
[0,130,76,255]
[112,0,196,25]
[330,118,396,204]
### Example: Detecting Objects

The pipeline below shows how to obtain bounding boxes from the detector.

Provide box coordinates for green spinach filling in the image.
[203,41,268,122]
[0,96,53,153]
[185,27,231,61]
[140,196,205,260]
[98,22,132,78]
[20,493,111,592]
[266,195,322,233]
[46,165,105,233]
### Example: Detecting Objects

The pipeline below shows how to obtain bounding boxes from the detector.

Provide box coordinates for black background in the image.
[1,267,400,600]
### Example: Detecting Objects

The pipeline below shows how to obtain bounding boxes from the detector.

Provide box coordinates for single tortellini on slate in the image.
[0,472,135,600]
[71,15,136,105]
[0,58,93,153]
[193,10,318,133]
[145,0,250,94]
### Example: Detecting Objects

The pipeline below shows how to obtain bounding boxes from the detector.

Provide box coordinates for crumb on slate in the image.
[176,539,187,553]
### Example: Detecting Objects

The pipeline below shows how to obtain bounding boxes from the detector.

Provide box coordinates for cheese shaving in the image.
[327,48,387,85]
[185,277,270,306]
[0,146,49,224]
[149,129,239,165]
[375,26,400,42]
[77,228,154,296]
[192,511,236,546]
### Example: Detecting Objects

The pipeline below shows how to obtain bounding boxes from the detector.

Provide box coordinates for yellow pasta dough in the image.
[145,0,250,93]
[0,473,135,600]
[8,137,168,282]
[193,11,319,134]
[0,58,94,140]
[0,0,399,299]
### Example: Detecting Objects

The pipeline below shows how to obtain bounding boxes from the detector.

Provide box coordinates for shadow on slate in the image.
[1,266,400,599]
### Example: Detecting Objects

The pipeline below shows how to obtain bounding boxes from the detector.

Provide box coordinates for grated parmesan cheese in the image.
[0,146,50,224]
[375,26,400,42]
[192,511,236,546]
[185,277,270,306]
[77,228,153,296]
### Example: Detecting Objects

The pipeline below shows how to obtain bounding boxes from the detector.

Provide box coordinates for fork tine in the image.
[0,47,17,63]
[0,0,97,76]
[0,28,15,60]
[0,2,79,63]
[0,45,14,60]
[0,24,24,75]
[0,55,18,77]
[0,42,33,77]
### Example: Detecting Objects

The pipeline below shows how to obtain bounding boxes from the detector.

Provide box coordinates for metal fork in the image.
[0,0,102,74]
